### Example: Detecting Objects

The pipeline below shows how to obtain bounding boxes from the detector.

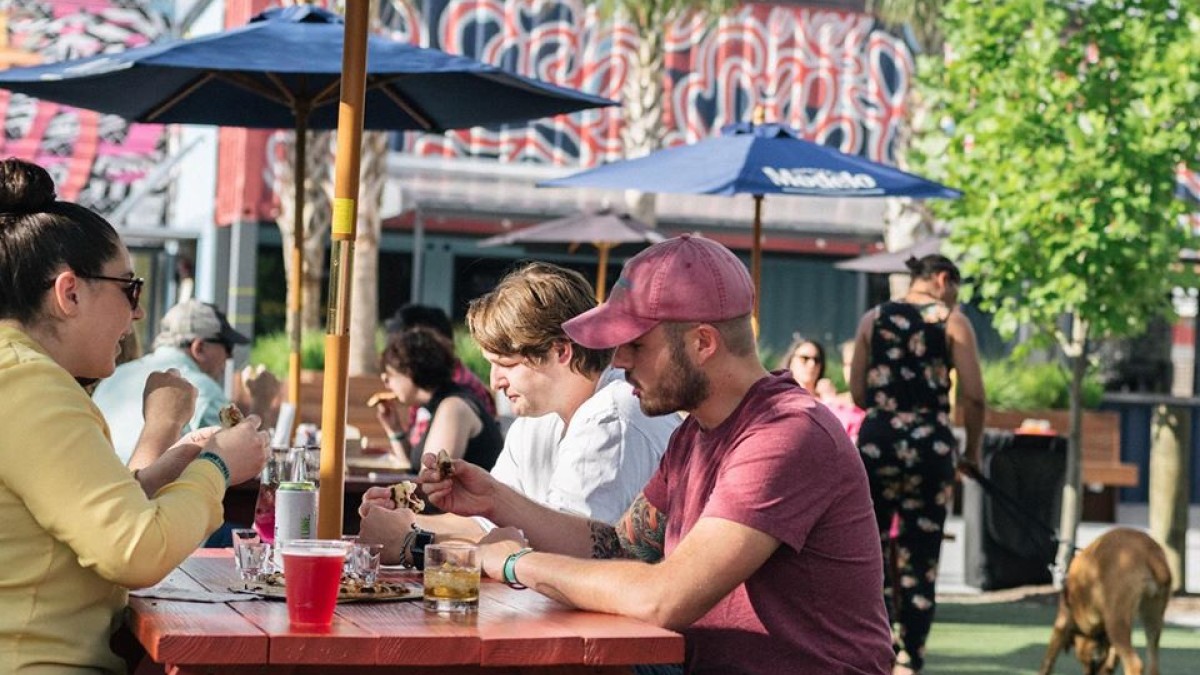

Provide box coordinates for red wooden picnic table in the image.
[126,550,683,674]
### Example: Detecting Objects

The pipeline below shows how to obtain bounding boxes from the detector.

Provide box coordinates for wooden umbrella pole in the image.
[751,194,763,334]
[595,243,611,302]
[287,105,309,439]
[318,0,368,538]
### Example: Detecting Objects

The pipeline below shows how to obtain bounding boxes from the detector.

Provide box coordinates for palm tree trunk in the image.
[619,9,666,226]
[348,130,387,376]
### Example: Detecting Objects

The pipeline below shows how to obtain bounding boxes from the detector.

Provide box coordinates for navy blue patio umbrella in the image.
[0,4,613,415]
[540,122,960,322]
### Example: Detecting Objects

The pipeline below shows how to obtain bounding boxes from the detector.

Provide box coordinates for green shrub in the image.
[982,360,1103,410]
[249,331,327,377]
[454,329,490,384]
[251,327,490,383]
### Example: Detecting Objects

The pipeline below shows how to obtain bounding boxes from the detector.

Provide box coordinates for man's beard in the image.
[637,333,709,416]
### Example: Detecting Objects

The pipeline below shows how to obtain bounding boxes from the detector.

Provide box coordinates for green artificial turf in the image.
[923,598,1200,674]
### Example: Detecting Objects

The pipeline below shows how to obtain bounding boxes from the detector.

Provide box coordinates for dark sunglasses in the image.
[792,354,820,364]
[78,274,145,310]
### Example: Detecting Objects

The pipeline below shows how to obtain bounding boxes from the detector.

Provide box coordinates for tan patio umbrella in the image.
[477,208,664,301]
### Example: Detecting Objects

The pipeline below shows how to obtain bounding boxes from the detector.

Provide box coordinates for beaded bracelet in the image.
[501,547,534,589]
[196,451,231,487]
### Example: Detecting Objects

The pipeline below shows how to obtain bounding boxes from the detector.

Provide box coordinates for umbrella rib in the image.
[145,72,217,122]
[372,75,435,131]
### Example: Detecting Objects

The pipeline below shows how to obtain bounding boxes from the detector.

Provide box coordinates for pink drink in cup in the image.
[281,540,349,627]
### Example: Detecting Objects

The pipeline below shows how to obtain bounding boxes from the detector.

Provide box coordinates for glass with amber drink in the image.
[423,542,480,613]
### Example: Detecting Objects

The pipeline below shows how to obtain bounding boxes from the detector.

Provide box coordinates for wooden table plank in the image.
[486,585,684,666]
[128,566,266,665]
[476,582,584,667]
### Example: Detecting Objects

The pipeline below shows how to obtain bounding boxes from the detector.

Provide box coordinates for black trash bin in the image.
[975,429,1066,590]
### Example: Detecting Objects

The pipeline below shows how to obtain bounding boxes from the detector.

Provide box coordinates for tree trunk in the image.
[274,128,333,338]
[619,9,666,227]
[1149,403,1190,592]
[1053,323,1089,588]
[348,130,387,376]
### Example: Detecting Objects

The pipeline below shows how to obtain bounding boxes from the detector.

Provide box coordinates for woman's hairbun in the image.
[904,255,922,274]
[0,158,57,215]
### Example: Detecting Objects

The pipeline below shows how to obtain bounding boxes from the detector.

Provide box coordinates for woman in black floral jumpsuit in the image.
[848,255,985,675]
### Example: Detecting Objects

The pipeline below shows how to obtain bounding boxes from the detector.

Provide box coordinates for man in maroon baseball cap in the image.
[418,235,892,674]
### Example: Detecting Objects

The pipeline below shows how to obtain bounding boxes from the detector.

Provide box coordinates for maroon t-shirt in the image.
[643,372,892,674]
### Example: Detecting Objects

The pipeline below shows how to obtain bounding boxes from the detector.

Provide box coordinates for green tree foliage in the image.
[911,0,1200,578]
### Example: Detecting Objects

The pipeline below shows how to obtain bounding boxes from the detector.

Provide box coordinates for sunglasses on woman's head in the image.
[77,274,145,310]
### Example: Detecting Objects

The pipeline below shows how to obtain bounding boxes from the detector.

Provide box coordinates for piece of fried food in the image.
[218,402,244,428]
[389,480,425,513]
[366,391,398,408]
[436,449,454,480]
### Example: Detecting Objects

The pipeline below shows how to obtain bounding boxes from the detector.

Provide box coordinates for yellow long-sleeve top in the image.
[0,326,224,674]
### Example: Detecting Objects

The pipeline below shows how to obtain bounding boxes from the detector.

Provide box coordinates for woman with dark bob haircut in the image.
[378,326,503,473]
[0,158,268,672]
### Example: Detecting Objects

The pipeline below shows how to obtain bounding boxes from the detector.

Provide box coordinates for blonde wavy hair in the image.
[466,262,613,376]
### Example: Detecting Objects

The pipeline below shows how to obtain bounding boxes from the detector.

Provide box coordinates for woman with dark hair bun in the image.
[848,253,985,675]
[0,158,268,672]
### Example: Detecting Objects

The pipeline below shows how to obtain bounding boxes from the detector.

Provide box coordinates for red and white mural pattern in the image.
[0,0,169,219]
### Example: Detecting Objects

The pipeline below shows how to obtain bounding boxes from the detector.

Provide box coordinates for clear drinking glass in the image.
[350,542,384,586]
[231,528,270,580]
[422,542,480,613]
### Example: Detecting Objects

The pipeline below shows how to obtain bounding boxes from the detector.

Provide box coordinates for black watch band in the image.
[409,528,436,570]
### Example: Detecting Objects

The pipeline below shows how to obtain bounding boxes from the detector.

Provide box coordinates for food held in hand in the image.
[389,480,424,513]
[366,391,398,407]
[219,402,244,428]
[436,449,454,480]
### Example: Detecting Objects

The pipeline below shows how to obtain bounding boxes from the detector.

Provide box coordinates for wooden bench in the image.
[295,370,390,445]
[979,408,1137,522]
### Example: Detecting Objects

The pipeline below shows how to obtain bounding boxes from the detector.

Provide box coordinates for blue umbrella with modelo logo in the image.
[540,121,961,322]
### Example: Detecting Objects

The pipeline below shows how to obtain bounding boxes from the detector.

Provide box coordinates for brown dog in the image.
[1038,528,1172,675]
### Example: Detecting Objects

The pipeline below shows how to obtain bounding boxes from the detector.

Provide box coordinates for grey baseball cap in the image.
[152,300,250,350]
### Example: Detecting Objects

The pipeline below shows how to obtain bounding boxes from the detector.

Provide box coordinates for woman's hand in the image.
[142,368,196,434]
[203,415,269,485]
[375,398,411,438]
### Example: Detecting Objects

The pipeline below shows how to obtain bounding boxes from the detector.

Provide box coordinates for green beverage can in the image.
[274,480,317,546]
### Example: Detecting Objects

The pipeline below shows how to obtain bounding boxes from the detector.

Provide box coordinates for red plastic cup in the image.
[280,540,350,627]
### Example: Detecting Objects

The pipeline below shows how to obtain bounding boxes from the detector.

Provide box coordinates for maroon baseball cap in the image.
[563,234,754,349]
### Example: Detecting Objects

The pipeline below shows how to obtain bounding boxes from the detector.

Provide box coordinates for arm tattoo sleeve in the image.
[588,494,666,562]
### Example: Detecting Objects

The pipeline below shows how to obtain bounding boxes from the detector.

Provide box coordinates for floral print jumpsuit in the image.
[857,301,958,672]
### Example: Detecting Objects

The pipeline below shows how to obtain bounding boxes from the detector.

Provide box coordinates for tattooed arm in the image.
[589,494,665,561]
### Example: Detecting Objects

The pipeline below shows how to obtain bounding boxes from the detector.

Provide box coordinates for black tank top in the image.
[412,383,503,471]
[865,301,953,416]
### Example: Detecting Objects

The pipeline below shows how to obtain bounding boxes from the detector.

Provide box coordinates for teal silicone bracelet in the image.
[197,451,231,486]
[502,547,533,589]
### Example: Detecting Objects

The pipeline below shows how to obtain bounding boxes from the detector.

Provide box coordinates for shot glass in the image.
[279,539,351,628]
[231,528,270,580]
[349,542,384,586]
[423,542,480,613]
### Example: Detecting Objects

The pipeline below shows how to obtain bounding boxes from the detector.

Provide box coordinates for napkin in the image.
[130,583,258,603]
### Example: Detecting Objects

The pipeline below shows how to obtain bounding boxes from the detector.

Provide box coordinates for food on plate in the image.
[218,402,244,428]
[436,449,454,480]
[366,391,398,408]
[389,480,424,513]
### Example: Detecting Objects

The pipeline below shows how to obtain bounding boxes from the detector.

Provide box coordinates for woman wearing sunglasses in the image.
[0,158,268,673]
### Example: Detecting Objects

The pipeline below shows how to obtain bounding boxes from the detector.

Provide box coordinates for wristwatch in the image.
[406,527,436,570]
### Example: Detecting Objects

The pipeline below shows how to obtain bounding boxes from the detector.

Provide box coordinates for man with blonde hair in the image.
[358,262,678,557]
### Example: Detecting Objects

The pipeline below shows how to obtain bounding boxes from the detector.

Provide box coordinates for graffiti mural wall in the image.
[382,0,912,167]
[0,0,170,222]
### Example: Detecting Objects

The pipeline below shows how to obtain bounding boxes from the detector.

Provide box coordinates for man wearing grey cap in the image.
[94,300,250,466]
